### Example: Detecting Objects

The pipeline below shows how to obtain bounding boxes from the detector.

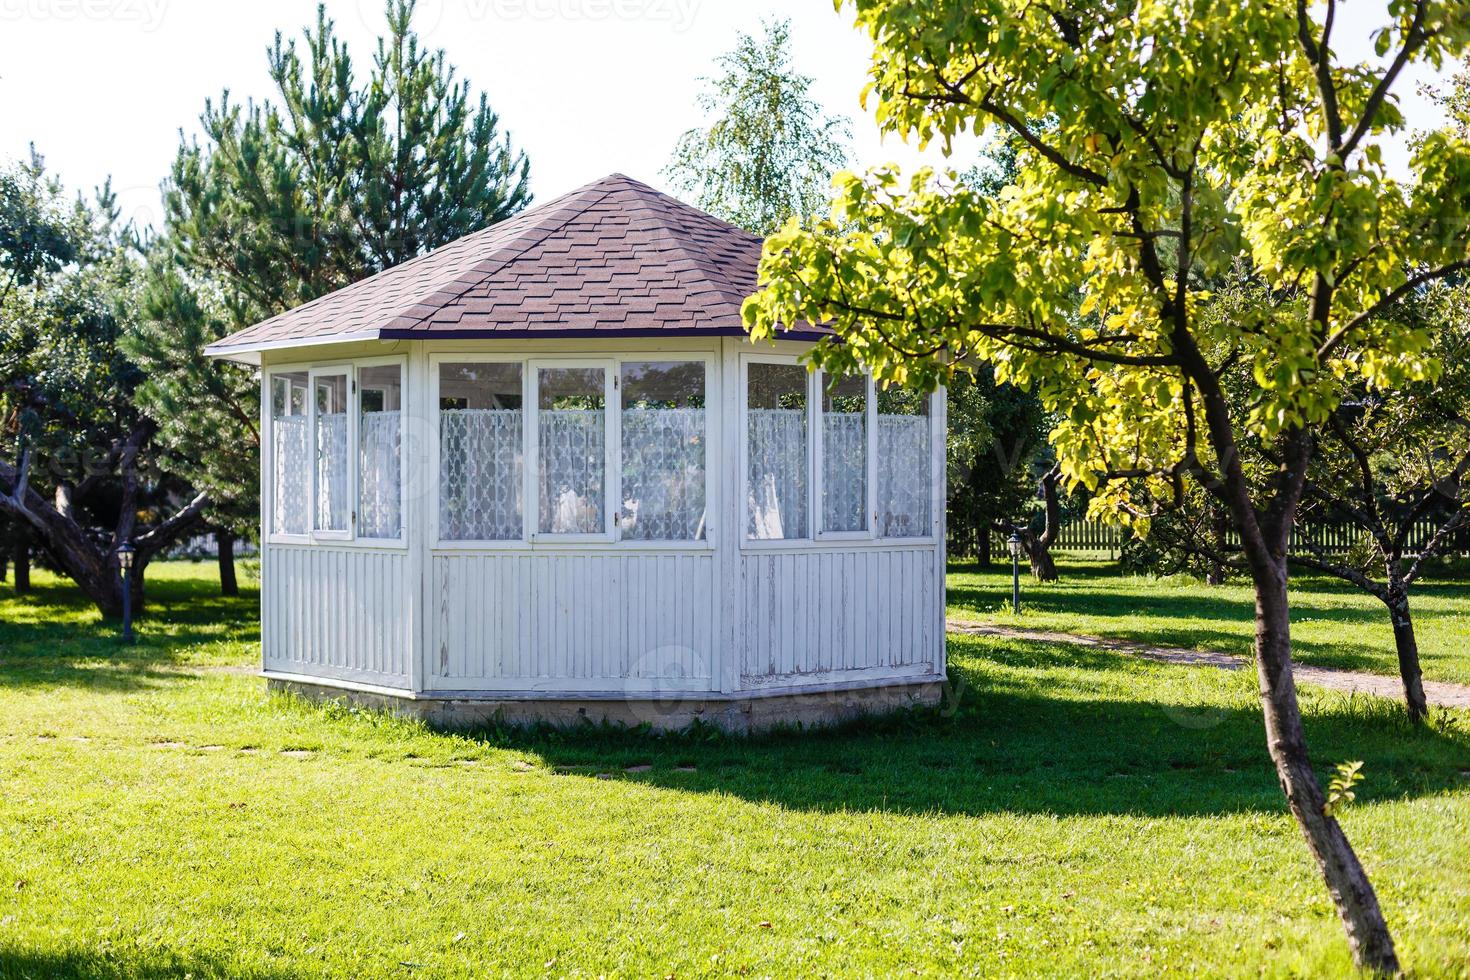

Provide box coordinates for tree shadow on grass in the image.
[0,572,259,693]
[946,560,1470,677]
[466,638,1470,821]
[0,945,298,980]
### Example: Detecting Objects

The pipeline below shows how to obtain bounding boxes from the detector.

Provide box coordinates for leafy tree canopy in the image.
[665,18,851,235]
[742,1,1470,970]
[0,152,206,614]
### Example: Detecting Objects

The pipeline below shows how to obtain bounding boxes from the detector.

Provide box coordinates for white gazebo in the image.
[207,174,947,732]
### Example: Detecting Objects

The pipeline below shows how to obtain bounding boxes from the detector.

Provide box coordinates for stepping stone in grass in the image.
[674,766,697,773]
[280,749,314,759]
[625,764,653,773]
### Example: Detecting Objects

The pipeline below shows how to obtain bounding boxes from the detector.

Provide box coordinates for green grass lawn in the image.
[949,554,1470,686]
[2,563,1469,976]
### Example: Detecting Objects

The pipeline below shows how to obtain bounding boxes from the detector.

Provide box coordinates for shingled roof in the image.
[205,173,811,360]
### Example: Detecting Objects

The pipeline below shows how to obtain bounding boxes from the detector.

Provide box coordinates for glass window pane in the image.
[439,362,523,541]
[876,387,932,538]
[746,363,808,539]
[538,367,606,534]
[358,364,402,539]
[314,373,349,532]
[270,371,309,535]
[822,373,867,533]
[620,361,706,541]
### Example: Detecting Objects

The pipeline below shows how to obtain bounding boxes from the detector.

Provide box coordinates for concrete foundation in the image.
[267,677,946,734]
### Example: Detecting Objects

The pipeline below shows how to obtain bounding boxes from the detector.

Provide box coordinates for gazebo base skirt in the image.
[267,676,946,734]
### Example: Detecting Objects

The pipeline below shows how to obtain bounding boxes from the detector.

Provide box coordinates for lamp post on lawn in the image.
[117,543,136,645]
[1008,530,1022,616]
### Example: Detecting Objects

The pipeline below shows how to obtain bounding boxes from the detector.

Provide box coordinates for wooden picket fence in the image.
[974,518,1470,559]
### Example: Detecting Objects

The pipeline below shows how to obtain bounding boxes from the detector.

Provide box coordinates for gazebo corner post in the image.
[717,336,744,697]
[931,385,948,674]
[406,343,432,697]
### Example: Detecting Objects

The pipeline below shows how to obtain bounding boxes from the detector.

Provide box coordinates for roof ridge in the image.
[620,181,762,315]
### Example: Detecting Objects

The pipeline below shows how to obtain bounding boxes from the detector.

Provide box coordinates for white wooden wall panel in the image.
[262,545,412,686]
[739,546,939,688]
[426,552,717,691]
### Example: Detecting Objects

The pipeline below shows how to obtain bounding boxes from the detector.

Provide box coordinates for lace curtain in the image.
[877,414,931,537]
[359,410,401,539]
[747,408,807,539]
[822,412,867,532]
[315,412,349,531]
[272,416,309,535]
[539,409,605,534]
[440,409,523,540]
[621,407,705,540]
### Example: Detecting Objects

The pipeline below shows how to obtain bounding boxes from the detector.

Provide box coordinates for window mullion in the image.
[858,373,870,540]
[348,366,359,541]
[524,363,538,544]
[606,360,620,541]
[809,369,820,541]
[308,370,319,539]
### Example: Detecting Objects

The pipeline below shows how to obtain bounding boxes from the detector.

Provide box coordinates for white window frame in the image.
[263,357,410,550]
[614,354,716,551]
[740,353,940,550]
[264,366,312,545]
[874,385,940,543]
[429,352,716,551]
[528,358,618,545]
[430,353,531,551]
[739,352,818,549]
[814,369,878,543]
[352,354,409,548]
[308,364,355,542]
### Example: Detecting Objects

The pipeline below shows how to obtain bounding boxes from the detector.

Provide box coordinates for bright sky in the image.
[0,0,1455,235]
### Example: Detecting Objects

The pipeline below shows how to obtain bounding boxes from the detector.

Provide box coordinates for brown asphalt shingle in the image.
[205,173,811,356]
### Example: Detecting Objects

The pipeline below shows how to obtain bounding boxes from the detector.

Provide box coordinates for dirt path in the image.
[947,620,1470,711]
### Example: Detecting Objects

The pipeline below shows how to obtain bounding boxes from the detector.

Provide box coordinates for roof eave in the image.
[203,329,389,363]
[204,325,828,362]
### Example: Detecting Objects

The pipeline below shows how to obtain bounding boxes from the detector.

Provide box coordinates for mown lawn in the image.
[949,555,1470,686]
[1,563,1469,977]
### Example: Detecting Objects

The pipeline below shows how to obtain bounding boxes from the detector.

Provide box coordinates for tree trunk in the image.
[217,531,239,598]
[13,543,29,594]
[1251,557,1400,974]
[1206,506,1229,585]
[1026,464,1062,582]
[976,522,992,568]
[1385,585,1428,725]
[1,444,207,618]
[1028,542,1058,581]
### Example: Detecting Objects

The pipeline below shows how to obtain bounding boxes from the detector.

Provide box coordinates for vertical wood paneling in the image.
[426,553,717,690]
[262,545,411,686]
[738,547,939,687]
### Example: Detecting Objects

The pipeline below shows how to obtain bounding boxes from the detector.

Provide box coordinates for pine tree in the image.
[128,0,533,578]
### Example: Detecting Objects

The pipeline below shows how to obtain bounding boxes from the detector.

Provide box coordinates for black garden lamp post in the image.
[117,542,136,644]
[1008,530,1023,616]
